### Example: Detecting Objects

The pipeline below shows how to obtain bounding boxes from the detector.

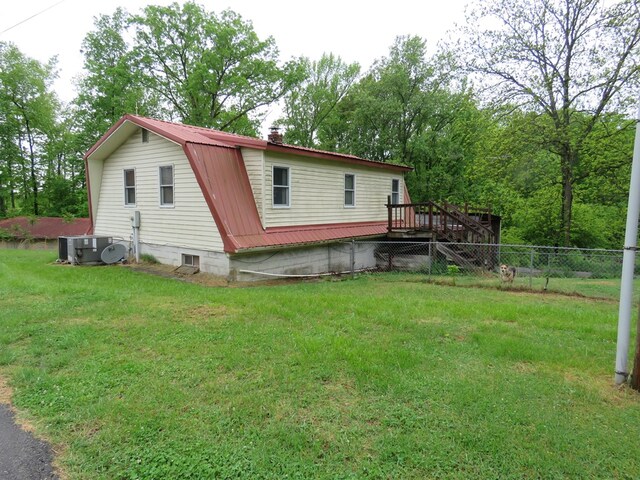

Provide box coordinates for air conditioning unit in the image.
[67,236,114,265]
[57,236,71,262]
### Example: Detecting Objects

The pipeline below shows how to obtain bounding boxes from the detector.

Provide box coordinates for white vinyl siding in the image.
[263,152,403,228]
[241,147,265,224]
[93,131,224,252]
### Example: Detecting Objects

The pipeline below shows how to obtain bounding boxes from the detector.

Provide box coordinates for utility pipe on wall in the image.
[132,211,141,263]
[615,105,640,385]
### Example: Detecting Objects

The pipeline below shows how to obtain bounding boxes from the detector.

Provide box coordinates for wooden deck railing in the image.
[386,198,496,243]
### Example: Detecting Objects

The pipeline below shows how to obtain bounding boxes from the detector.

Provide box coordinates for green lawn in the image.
[1,249,639,479]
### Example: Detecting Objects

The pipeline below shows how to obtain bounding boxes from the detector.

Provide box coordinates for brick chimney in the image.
[268,126,283,144]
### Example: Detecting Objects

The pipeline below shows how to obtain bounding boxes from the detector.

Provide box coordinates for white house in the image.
[84,114,411,279]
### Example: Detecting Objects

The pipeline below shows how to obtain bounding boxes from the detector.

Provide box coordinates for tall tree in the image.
[321,36,484,202]
[130,2,302,134]
[74,8,153,153]
[278,53,360,147]
[462,0,640,245]
[0,42,58,216]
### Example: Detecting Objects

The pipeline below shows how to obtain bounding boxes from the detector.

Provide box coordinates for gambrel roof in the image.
[85,115,411,253]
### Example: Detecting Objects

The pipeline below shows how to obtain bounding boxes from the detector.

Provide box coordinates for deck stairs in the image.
[386,199,498,271]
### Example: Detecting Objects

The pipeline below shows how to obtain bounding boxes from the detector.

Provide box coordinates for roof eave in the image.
[265,143,412,172]
[230,233,388,255]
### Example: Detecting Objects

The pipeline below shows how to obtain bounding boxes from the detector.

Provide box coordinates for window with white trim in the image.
[124,169,136,206]
[273,166,290,207]
[182,254,200,268]
[344,174,355,207]
[159,165,174,206]
[391,179,400,205]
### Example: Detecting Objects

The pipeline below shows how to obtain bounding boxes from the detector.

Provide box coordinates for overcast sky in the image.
[1,0,469,131]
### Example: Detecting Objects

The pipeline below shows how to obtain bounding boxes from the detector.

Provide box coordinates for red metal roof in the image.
[85,115,411,172]
[86,115,407,253]
[0,217,91,240]
[247,221,388,250]
[185,144,266,252]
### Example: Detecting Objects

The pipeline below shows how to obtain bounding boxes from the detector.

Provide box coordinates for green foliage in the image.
[130,2,301,134]
[316,36,489,203]
[139,253,159,264]
[279,53,360,147]
[0,42,59,216]
[462,0,640,245]
[73,7,153,152]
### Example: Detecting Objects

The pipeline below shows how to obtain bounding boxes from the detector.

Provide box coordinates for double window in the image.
[273,166,290,207]
[159,165,174,206]
[344,174,355,207]
[124,169,136,206]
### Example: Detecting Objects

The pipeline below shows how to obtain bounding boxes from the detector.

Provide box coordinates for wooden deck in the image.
[385,199,500,271]
[386,200,498,243]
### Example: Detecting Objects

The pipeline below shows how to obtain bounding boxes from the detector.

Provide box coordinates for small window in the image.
[344,174,355,207]
[159,165,174,206]
[142,129,149,143]
[124,169,136,206]
[182,254,200,268]
[273,166,290,207]
[391,179,400,205]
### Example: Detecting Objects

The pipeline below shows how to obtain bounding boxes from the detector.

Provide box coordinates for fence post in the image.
[428,241,432,278]
[529,248,534,288]
[350,239,355,278]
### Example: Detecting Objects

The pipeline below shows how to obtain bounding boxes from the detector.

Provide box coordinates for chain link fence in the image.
[338,240,631,300]
[233,239,632,300]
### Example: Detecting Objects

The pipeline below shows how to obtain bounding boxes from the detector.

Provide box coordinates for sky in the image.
[0,0,469,131]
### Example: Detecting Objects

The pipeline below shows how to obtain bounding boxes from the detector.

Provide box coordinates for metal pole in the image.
[615,106,640,385]
[529,248,534,289]
[428,241,432,278]
[350,239,355,278]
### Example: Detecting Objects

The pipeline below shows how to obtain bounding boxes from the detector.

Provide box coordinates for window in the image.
[159,165,174,206]
[273,166,290,207]
[142,128,149,143]
[344,174,355,207]
[124,169,136,206]
[391,179,400,205]
[182,254,200,268]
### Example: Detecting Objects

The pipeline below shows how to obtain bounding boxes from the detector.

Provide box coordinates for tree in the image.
[320,36,485,202]
[0,42,58,216]
[130,2,302,134]
[278,53,360,147]
[74,8,155,153]
[462,0,640,245]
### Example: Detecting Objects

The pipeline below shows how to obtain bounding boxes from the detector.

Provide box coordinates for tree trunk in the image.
[24,119,38,216]
[8,158,15,210]
[560,149,576,247]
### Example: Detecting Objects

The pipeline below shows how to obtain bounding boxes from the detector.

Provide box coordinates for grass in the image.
[1,249,640,479]
[385,271,640,301]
